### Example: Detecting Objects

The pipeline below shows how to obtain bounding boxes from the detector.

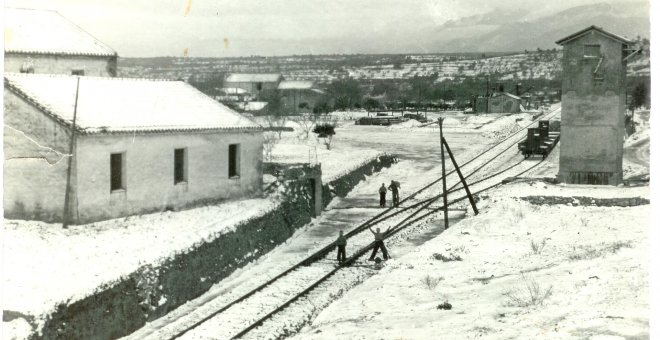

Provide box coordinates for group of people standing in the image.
[335,180,402,265]
[379,180,400,208]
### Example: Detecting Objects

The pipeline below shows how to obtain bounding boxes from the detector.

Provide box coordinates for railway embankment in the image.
[4,154,396,340]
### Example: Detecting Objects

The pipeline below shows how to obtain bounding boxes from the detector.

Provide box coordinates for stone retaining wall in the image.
[520,195,650,207]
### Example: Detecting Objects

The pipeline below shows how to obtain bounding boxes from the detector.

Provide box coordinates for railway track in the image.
[124,108,561,340]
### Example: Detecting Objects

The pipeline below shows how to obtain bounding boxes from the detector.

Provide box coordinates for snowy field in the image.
[2,198,280,324]
[291,181,650,339]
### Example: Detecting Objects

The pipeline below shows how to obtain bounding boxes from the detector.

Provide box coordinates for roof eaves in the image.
[4,78,77,132]
[79,126,265,136]
[556,25,634,45]
[5,49,118,57]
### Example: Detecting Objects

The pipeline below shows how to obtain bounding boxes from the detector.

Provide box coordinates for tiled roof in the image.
[225,73,282,83]
[4,73,262,134]
[277,80,315,90]
[556,25,633,46]
[4,7,117,57]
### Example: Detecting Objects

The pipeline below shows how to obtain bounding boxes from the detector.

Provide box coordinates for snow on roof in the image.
[4,73,261,134]
[219,87,248,95]
[4,8,117,57]
[277,80,314,90]
[492,92,522,100]
[225,73,282,83]
[238,101,268,111]
[555,25,633,46]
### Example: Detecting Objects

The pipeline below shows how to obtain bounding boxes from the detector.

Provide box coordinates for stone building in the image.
[474,91,522,113]
[4,73,263,224]
[224,73,283,98]
[277,80,325,113]
[4,8,118,77]
[556,26,632,185]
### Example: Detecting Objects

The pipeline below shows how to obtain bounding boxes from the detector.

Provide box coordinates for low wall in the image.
[520,195,650,207]
[25,154,397,340]
[322,154,398,206]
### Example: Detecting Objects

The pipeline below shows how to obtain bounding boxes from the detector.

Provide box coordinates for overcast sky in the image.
[3,0,650,57]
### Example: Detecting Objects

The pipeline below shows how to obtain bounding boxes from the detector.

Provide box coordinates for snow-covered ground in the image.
[291,181,650,339]
[3,197,279,328]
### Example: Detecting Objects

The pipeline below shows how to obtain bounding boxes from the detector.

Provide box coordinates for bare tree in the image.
[263,131,278,162]
[297,112,319,140]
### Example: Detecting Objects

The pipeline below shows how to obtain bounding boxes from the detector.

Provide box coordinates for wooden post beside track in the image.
[442,137,479,215]
[438,118,449,229]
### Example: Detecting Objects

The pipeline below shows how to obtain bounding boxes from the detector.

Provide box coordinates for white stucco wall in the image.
[3,89,75,222]
[74,131,263,223]
[4,53,117,77]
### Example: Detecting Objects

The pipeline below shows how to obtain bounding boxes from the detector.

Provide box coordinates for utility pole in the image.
[438,118,449,229]
[442,137,478,215]
[62,76,81,228]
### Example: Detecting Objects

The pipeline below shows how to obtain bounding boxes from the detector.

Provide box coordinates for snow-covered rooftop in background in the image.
[4,8,117,56]
[277,80,314,90]
[4,73,262,134]
[238,101,268,111]
[225,73,282,83]
[219,87,248,95]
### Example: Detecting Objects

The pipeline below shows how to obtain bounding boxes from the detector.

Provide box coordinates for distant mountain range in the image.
[347,1,649,54]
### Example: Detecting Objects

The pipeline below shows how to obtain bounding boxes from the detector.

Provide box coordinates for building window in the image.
[256,82,263,91]
[110,153,126,191]
[584,44,601,58]
[174,148,187,184]
[228,144,240,178]
[71,69,85,76]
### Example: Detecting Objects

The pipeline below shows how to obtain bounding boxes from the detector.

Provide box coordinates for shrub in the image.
[433,253,462,262]
[568,241,633,261]
[530,238,547,254]
[503,273,552,307]
[421,275,444,290]
[437,301,452,310]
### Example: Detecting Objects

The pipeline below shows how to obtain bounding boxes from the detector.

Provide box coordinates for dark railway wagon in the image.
[518,120,560,158]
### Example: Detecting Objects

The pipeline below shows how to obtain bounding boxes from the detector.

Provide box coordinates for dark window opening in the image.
[228,144,240,178]
[110,153,125,191]
[584,44,601,58]
[72,69,85,76]
[256,82,263,91]
[174,148,186,184]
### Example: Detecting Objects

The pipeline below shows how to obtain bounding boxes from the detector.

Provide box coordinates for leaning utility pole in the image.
[438,118,449,229]
[62,77,81,229]
[441,137,478,215]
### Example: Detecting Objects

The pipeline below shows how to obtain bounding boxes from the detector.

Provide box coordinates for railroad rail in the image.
[129,108,561,340]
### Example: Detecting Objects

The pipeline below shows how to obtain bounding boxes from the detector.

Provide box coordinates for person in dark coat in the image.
[378,183,387,208]
[388,180,400,207]
[368,226,391,261]
[336,230,347,263]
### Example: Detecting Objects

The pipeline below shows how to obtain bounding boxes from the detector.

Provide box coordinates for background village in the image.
[2,2,654,340]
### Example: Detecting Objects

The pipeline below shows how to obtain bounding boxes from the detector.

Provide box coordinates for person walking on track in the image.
[379,183,387,208]
[335,230,347,264]
[388,180,400,207]
[368,226,391,261]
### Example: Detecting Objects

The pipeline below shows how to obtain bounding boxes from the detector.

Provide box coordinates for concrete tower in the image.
[556,26,633,185]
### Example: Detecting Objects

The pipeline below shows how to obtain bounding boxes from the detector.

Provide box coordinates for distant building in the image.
[224,73,283,98]
[556,25,632,185]
[215,87,253,102]
[3,8,118,77]
[4,73,263,224]
[474,90,523,113]
[277,80,325,113]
